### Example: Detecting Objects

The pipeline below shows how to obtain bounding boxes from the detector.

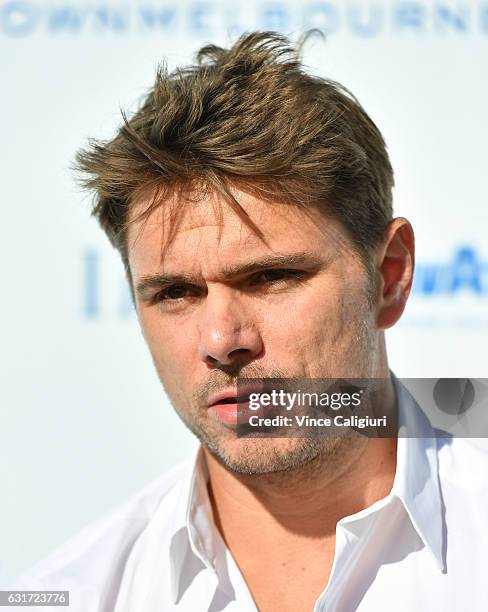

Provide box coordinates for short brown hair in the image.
[74,31,394,274]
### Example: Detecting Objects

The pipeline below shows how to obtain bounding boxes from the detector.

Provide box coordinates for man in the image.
[13,31,485,611]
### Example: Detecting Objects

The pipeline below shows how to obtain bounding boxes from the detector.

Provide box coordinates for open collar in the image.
[169,374,446,603]
[391,374,445,572]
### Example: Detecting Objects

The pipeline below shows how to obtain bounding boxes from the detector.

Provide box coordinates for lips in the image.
[208,383,269,426]
[208,381,268,407]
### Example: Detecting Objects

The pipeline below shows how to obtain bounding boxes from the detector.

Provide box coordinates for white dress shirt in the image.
[13,377,488,611]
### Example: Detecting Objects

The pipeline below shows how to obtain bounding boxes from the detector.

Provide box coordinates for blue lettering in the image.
[92,7,129,33]
[449,247,482,293]
[412,265,439,295]
[189,3,216,34]
[348,4,383,37]
[393,2,426,32]
[82,249,100,318]
[480,4,488,33]
[260,3,290,31]
[139,5,177,31]
[47,6,88,33]
[412,248,488,295]
[302,3,339,34]
[0,1,39,36]
[434,5,469,33]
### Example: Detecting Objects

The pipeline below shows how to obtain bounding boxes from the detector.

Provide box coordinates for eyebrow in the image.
[135,251,325,297]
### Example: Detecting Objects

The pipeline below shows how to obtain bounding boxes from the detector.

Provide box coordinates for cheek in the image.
[260,278,366,359]
[257,291,337,357]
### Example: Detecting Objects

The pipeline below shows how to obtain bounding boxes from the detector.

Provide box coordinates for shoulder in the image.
[13,457,192,607]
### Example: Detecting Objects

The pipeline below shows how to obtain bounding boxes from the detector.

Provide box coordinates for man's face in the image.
[127,188,381,474]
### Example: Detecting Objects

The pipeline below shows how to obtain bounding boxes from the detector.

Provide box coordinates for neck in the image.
[207,439,397,539]
[205,375,398,540]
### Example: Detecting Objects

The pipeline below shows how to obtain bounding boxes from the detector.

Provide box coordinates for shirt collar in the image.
[390,373,445,572]
[169,444,217,603]
[169,373,446,602]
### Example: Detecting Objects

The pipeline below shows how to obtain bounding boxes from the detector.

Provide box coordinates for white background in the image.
[1,0,487,584]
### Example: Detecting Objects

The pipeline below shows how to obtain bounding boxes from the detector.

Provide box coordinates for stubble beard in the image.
[168,302,377,479]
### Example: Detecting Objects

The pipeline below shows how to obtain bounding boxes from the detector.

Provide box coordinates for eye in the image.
[251,269,305,285]
[154,284,192,302]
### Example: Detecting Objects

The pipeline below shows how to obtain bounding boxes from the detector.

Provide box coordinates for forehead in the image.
[126,187,353,275]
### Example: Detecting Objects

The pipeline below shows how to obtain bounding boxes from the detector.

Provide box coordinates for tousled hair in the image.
[74,31,394,278]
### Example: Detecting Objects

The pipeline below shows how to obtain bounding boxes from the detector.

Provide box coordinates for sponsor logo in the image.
[1,1,487,38]
[412,246,488,295]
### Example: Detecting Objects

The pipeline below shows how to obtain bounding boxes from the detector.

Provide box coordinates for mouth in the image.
[208,384,270,426]
[210,394,252,407]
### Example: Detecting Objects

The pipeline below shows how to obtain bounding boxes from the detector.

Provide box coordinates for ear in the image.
[375,217,415,329]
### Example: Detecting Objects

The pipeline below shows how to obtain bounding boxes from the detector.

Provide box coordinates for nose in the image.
[198,288,263,369]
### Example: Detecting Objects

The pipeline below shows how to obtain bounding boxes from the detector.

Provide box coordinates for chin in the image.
[205,436,323,475]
